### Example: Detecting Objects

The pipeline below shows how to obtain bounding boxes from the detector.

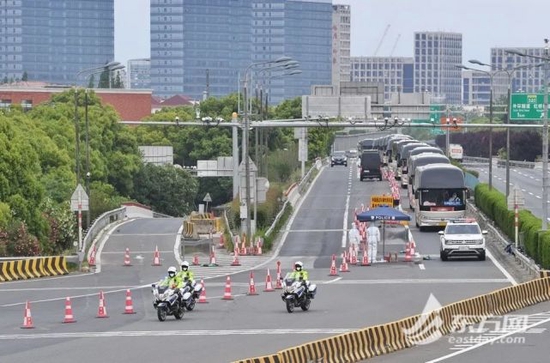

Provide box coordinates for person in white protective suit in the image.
[366,222,380,264]
[348,222,361,250]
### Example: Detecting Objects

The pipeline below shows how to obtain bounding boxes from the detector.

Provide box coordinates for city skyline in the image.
[115,0,550,68]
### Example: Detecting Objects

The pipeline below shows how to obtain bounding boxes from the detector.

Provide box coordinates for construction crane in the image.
[389,34,401,57]
[373,24,390,57]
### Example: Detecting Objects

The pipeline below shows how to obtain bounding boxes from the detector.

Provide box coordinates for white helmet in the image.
[181,261,189,271]
[167,266,177,277]
[294,261,303,271]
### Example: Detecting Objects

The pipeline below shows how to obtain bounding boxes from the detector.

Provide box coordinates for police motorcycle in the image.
[280,273,317,313]
[151,283,184,321]
[180,277,203,311]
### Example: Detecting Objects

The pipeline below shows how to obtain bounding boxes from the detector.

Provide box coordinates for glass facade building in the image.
[0,0,114,85]
[413,32,462,105]
[350,56,414,100]
[150,0,332,103]
[127,58,151,89]
[492,47,546,94]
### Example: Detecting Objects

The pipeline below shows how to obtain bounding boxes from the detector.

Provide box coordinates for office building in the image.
[0,0,114,85]
[413,31,462,105]
[150,0,332,103]
[350,56,414,100]
[460,69,507,106]
[127,59,151,89]
[492,47,546,94]
[332,4,351,86]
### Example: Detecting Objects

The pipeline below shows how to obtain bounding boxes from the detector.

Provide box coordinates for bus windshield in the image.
[419,189,464,207]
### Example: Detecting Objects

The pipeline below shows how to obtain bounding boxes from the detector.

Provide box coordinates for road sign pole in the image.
[78,189,83,253]
[514,188,519,249]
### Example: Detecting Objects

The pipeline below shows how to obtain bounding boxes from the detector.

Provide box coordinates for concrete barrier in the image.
[234,277,550,363]
[0,256,69,282]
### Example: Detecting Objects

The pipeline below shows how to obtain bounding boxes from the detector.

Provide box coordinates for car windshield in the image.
[333,152,345,157]
[446,224,481,234]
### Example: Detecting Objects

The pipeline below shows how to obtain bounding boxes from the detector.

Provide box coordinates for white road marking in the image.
[324,277,342,284]
[426,312,550,362]
[418,264,425,270]
[487,250,518,286]
[328,278,510,284]
[341,169,352,248]
[0,328,356,340]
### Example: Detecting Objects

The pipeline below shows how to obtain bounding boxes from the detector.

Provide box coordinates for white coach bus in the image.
[413,163,466,231]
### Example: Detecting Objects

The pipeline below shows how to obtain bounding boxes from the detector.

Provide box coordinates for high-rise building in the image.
[350,56,414,100]
[127,59,151,89]
[331,4,350,86]
[150,0,332,103]
[0,0,114,85]
[492,47,546,94]
[413,32,462,105]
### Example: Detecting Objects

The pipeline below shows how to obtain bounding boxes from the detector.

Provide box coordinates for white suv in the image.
[438,219,487,261]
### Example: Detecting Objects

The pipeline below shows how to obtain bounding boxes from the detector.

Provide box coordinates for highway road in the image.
[0,159,521,363]
[471,162,548,220]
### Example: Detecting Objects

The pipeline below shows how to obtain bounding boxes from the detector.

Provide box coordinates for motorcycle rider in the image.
[160,266,183,292]
[177,261,196,291]
[289,261,310,288]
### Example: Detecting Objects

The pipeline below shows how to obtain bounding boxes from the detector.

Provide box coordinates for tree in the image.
[21,71,28,81]
[98,68,110,88]
[132,164,198,216]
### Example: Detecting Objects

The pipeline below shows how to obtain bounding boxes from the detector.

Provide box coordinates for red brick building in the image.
[0,83,153,120]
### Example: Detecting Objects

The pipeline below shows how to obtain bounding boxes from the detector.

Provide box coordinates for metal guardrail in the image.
[468,202,540,278]
[462,156,536,169]
[81,207,126,259]
[265,159,322,237]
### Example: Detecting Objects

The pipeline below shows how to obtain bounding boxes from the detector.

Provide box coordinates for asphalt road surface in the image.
[0,159,527,363]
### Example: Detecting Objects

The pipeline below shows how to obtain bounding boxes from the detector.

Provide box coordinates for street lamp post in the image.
[241,56,293,246]
[76,62,125,228]
[456,64,494,189]
[505,41,550,230]
[468,60,540,198]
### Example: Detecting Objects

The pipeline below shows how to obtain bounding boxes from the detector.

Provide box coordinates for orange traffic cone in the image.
[339,256,350,272]
[63,297,76,323]
[264,269,274,292]
[123,289,136,314]
[222,276,233,300]
[361,249,370,266]
[88,246,97,267]
[218,234,225,249]
[351,245,358,265]
[198,279,209,304]
[21,301,34,329]
[123,248,131,266]
[97,291,109,318]
[275,261,283,289]
[247,272,258,296]
[152,246,162,266]
[328,254,339,276]
[192,254,200,266]
[230,248,241,266]
[209,247,218,267]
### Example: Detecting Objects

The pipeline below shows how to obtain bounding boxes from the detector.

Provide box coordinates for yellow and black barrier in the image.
[0,256,69,282]
[183,220,195,238]
[235,277,550,363]
[233,354,281,363]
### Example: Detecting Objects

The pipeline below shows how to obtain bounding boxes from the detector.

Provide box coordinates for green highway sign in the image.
[510,93,550,121]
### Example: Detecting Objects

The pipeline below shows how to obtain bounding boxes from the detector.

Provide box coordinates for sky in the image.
[115,0,550,67]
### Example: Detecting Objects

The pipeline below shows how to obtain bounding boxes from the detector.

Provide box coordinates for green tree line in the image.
[0,91,336,257]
